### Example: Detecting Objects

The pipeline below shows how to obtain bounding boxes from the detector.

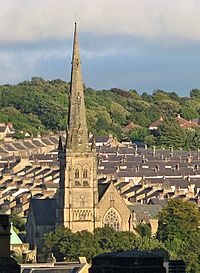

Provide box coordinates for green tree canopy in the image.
[1,78,200,145]
[158,118,186,149]
[157,199,200,242]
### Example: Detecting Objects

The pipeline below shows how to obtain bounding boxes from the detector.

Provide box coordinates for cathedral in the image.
[26,23,134,249]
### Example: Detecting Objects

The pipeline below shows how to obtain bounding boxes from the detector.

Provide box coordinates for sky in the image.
[1,0,200,96]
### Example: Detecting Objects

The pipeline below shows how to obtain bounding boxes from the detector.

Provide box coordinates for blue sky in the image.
[1,0,200,96]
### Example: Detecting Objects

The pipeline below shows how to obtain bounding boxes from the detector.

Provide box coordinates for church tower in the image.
[56,23,99,232]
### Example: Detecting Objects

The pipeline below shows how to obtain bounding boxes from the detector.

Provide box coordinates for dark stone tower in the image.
[56,23,98,232]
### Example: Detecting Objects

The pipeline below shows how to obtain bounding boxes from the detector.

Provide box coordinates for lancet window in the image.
[74,168,81,186]
[83,167,89,187]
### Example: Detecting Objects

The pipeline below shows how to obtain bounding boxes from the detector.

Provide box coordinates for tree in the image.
[42,226,75,261]
[10,213,25,233]
[158,118,186,148]
[157,199,200,242]
[136,223,151,238]
[144,135,156,147]
[43,227,100,262]
[190,89,200,99]
[73,230,100,262]
[129,127,150,142]
[94,227,140,253]
[157,199,200,272]
[185,128,200,150]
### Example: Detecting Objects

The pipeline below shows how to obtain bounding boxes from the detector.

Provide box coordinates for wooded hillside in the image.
[1,77,200,149]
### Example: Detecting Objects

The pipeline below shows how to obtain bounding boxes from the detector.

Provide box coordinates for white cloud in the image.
[0,46,69,83]
[1,0,200,43]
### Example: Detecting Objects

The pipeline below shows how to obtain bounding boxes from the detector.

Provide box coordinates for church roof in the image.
[98,183,110,201]
[30,198,56,226]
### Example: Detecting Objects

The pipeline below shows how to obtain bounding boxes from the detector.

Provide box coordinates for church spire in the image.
[67,23,89,152]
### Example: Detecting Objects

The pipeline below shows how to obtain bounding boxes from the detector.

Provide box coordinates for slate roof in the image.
[4,144,17,151]
[0,126,7,132]
[12,143,27,150]
[123,185,142,195]
[166,178,189,188]
[95,136,110,143]
[23,141,37,149]
[26,166,41,176]
[30,198,56,226]
[0,147,9,154]
[98,183,110,201]
[116,182,129,190]
[49,136,59,144]
[129,204,163,220]
[148,198,168,206]
[32,140,46,148]
[41,138,55,145]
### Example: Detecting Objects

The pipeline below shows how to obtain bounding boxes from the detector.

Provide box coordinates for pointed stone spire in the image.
[67,23,89,152]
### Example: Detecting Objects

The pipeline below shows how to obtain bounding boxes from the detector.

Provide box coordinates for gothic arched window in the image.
[75,168,81,186]
[80,195,85,207]
[83,168,88,179]
[103,208,121,231]
[83,167,89,187]
[75,169,79,179]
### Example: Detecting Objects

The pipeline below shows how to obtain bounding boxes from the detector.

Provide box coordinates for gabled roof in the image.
[149,117,164,129]
[30,198,56,226]
[149,114,200,130]
[98,183,110,201]
[0,147,9,154]
[4,144,17,151]
[41,138,55,145]
[23,141,37,149]
[123,122,141,133]
[176,114,188,125]
[12,143,27,150]
[181,120,200,129]
[148,198,168,206]
[32,140,47,148]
